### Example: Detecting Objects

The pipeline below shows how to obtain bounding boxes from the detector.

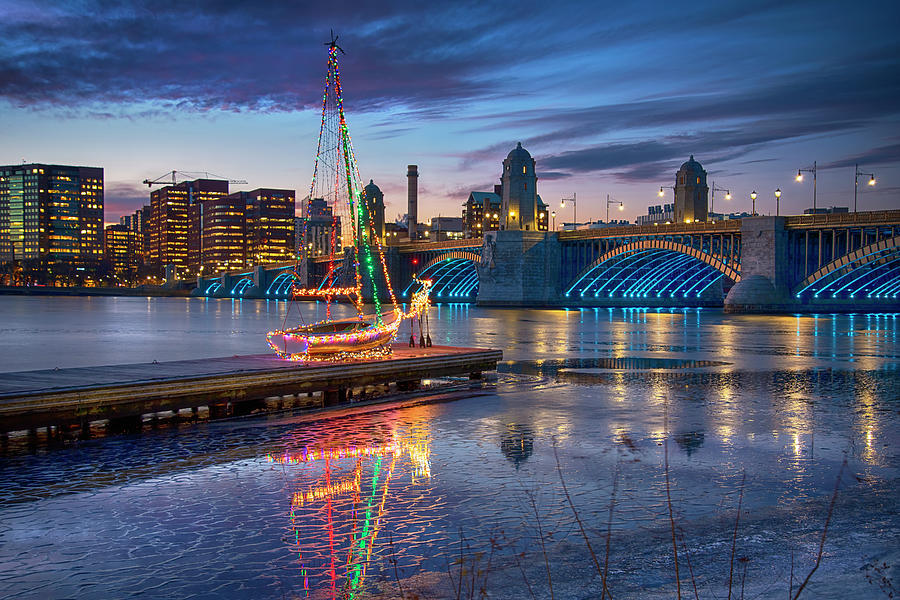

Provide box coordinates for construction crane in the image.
[142,170,248,187]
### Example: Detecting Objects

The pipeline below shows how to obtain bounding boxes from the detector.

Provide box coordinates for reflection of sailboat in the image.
[266,429,432,597]
[266,35,430,361]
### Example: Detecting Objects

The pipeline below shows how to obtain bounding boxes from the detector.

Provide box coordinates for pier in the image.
[0,345,502,436]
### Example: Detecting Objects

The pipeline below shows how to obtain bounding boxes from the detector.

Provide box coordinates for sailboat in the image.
[266,34,431,361]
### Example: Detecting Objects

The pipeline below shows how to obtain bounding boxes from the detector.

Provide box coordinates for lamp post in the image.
[551,210,556,231]
[710,182,731,218]
[796,161,817,212]
[775,188,782,216]
[606,194,624,223]
[560,193,577,226]
[854,164,876,213]
[750,190,757,216]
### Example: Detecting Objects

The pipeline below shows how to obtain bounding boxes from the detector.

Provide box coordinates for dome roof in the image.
[679,155,704,173]
[364,179,382,195]
[507,141,532,162]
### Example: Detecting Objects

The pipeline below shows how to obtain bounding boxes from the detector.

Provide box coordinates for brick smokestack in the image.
[407,164,418,241]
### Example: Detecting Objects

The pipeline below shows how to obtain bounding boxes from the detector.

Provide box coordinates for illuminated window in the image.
[522,165,526,174]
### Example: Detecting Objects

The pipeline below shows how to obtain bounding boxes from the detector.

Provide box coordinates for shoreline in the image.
[0,285,190,297]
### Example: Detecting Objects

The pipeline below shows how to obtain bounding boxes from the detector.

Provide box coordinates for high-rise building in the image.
[674,156,709,224]
[243,188,295,265]
[149,178,228,275]
[0,163,104,270]
[104,224,140,277]
[119,205,151,262]
[195,189,245,273]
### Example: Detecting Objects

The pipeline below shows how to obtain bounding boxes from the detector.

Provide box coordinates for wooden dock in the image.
[0,345,502,435]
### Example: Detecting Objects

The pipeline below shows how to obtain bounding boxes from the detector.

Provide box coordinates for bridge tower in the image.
[674,156,709,223]
[360,179,385,243]
[501,142,538,231]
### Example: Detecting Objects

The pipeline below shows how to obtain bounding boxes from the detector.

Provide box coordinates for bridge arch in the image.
[403,251,481,301]
[230,277,254,296]
[266,271,300,296]
[794,237,900,299]
[564,240,740,300]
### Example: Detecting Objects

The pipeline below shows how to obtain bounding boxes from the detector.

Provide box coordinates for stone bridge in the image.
[190,209,900,312]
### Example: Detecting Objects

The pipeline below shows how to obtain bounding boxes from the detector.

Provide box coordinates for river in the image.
[0,296,897,599]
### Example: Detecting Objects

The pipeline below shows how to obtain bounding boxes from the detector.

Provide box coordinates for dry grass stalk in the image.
[664,401,682,599]
[525,489,554,600]
[792,457,847,600]
[727,471,747,600]
[678,527,700,600]
[602,465,619,600]
[552,443,613,599]
[789,550,794,600]
[388,530,405,600]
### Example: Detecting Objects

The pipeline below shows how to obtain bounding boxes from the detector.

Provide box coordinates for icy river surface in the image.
[0,296,898,599]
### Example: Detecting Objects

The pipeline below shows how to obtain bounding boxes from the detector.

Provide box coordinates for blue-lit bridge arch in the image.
[266,270,301,297]
[402,251,480,302]
[794,237,900,300]
[564,240,740,303]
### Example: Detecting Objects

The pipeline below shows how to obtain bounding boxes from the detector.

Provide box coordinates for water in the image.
[0,296,898,599]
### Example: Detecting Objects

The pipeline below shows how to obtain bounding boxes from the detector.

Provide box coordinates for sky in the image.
[2,0,899,225]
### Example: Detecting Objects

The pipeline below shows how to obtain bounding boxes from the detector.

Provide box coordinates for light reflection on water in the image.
[0,297,898,598]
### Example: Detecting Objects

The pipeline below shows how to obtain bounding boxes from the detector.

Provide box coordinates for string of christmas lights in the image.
[267,39,432,363]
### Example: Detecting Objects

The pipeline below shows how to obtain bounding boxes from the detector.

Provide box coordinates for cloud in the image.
[536,171,572,180]
[104,181,149,218]
[821,143,900,169]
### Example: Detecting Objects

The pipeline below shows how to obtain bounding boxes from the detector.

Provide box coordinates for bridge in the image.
[190,209,900,312]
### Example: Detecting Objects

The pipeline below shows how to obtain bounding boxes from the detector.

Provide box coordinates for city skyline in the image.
[2,0,899,224]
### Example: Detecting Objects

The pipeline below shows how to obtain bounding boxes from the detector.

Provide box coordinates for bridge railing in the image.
[558,220,741,240]
[395,239,483,252]
[784,209,900,229]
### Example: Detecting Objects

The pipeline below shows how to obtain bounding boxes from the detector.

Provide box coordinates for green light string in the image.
[331,46,384,322]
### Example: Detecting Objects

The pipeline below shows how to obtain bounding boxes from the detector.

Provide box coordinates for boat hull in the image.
[267,317,400,358]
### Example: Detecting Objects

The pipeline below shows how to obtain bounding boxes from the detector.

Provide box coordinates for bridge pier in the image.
[476,230,560,306]
[725,216,797,313]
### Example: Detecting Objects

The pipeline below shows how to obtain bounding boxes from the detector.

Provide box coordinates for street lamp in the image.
[750,191,757,216]
[775,188,782,216]
[796,161,817,212]
[658,186,665,197]
[606,194,623,223]
[854,164,876,213]
[551,210,556,231]
[560,193,577,225]
[710,182,731,218]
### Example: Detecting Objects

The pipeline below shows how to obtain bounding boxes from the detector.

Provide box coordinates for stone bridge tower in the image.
[501,142,538,231]
[674,156,709,223]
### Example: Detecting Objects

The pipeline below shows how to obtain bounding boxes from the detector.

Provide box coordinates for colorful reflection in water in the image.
[268,427,432,598]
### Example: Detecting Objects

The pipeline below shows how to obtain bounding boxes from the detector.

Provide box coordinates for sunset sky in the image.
[2,0,898,224]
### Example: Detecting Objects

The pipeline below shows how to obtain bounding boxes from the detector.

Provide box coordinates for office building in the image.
[149,178,228,274]
[0,163,104,270]
[637,203,675,226]
[241,188,296,265]
[104,224,140,276]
